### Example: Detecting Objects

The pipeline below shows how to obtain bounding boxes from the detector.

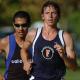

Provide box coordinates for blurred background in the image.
[0,0,80,80]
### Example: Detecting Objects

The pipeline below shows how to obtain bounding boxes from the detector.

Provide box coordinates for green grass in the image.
[0,58,5,75]
[65,58,80,80]
[65,69,80,80]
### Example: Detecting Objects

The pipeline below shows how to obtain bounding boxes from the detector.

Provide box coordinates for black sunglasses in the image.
[14,23,28,28]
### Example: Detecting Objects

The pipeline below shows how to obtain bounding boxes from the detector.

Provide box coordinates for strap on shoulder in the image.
[32,27,42,61]
[58,30,65,47]
[4,34,16,79]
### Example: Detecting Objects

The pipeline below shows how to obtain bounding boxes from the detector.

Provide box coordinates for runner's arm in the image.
[62,32,77,71]
[54,32,77,71]
[21,28,37,74]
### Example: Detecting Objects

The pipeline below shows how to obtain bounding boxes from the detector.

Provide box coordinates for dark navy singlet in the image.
[31,29,66,80]
[5,34,28,80]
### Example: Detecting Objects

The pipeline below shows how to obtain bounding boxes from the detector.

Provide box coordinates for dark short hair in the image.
[13,11,31,27]
[41,1,60,21]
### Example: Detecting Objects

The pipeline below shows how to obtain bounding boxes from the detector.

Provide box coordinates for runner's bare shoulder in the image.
[26,28,37,43]
[0,36,9,51]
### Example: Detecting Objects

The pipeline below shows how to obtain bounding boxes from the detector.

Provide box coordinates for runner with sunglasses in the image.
[0,11,31,80]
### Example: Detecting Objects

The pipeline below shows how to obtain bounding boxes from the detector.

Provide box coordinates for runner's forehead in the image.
[43,5,57,12]
[14,17,27,24]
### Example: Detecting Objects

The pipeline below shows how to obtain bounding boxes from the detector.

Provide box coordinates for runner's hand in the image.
[23,60,32,75]
[54,42,65,57]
